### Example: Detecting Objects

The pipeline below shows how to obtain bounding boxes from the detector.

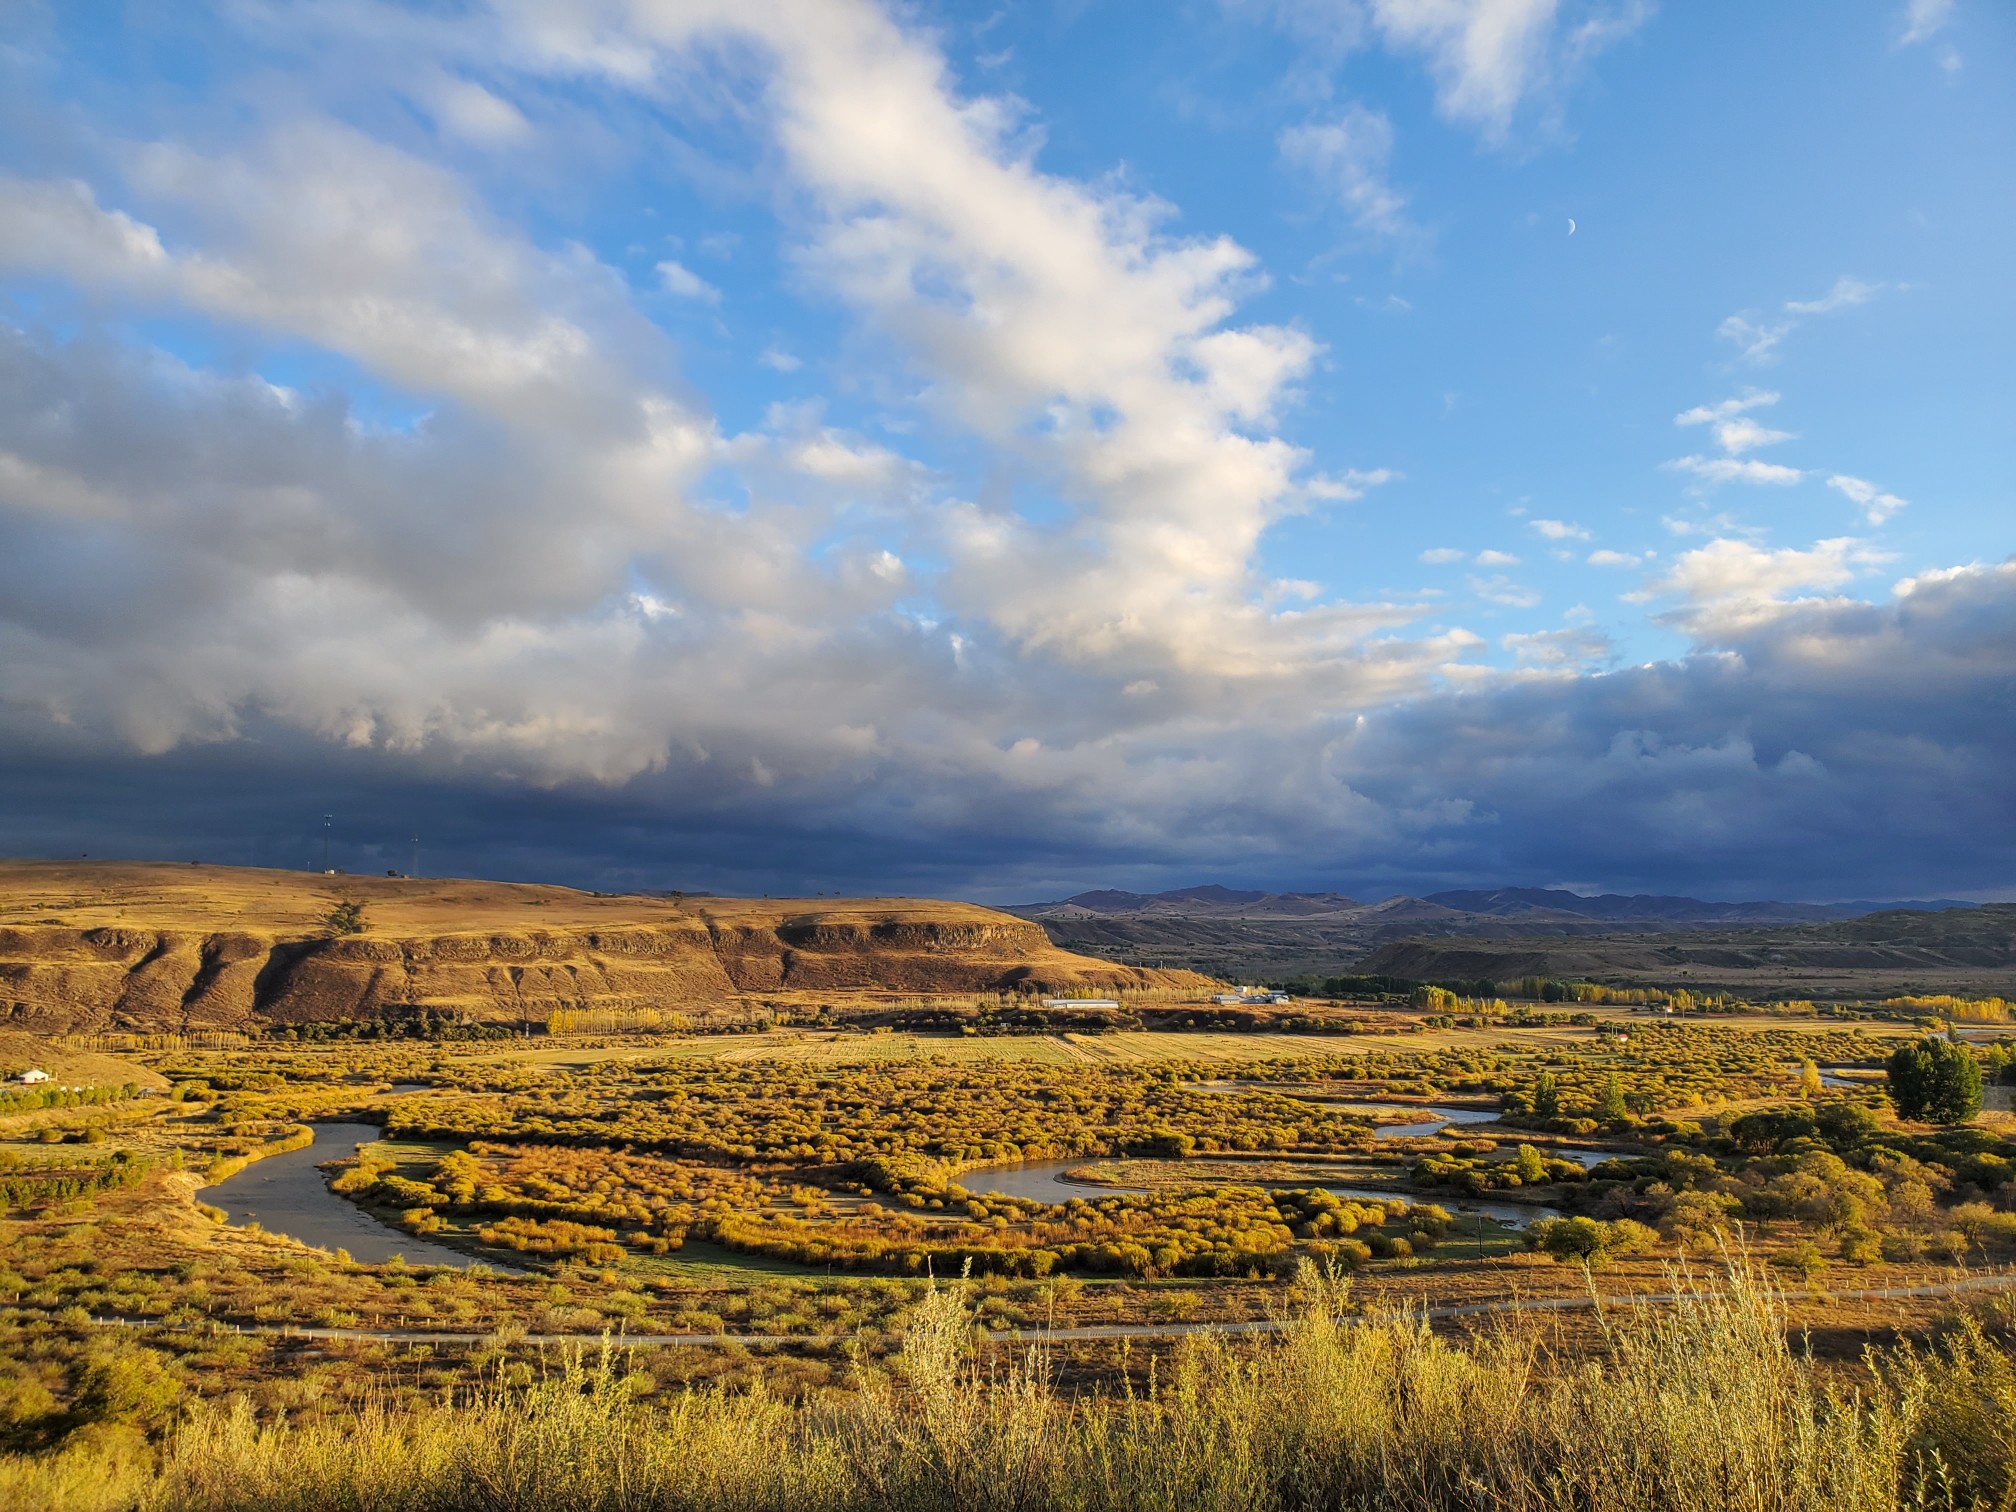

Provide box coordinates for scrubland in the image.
[7,1260,2016,1512]
[6,995,2016,1509]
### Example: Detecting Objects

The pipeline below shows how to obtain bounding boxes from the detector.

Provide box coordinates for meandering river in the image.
[205,1121,488,1268]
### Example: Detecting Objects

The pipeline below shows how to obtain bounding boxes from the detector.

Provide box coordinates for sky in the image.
[0,0,2010,904]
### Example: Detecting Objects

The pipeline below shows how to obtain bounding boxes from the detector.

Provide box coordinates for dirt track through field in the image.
[71,1269,2016,1350]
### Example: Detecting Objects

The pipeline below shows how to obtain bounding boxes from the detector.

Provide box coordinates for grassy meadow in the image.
[5,996,2016,1508]
[7,1260,2016,1512]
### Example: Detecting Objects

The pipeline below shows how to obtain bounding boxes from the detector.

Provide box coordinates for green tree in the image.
[1799,1059,1824,1099]
[1887,1036,1982,1125]
[322,899,367,936]
[1531,1072,1561,1120]
[1815,1100,1881,1148]
[1929,1042,1984,1124]
[1596,1071,1629,1124]
[1776,1240,1828,1284]
[1513,1144,1548,1184]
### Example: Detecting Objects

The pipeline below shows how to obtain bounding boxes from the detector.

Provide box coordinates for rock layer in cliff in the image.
[0,861,1206,1033]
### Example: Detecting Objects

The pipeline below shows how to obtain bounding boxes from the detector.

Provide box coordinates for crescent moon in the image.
[1567,217,1577,235]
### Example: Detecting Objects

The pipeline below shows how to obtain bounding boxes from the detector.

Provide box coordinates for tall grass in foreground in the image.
[7,1260,2016,1512]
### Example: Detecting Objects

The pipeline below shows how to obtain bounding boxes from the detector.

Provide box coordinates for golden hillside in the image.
[0,861,1207,1034]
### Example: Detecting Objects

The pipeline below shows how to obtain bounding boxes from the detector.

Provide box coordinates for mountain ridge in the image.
[1003,884,1980,981]
[1019,883,1975,923]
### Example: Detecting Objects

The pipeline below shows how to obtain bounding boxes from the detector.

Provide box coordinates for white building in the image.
[1041,997,1122,1011]
[19,1068,50,1085]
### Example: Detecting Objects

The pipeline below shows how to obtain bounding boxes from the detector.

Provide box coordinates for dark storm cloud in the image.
[4,558,2011,903]
[0,4,2007,907]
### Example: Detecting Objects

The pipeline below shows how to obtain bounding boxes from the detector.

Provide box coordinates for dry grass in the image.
[3,1258,2011,1511]
[0,859,1029,936]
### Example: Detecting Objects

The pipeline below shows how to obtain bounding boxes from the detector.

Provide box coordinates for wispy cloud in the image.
[1716,313,1792,365]
[1719,276,1885,366]
[1470,573,1541,608]
[1665,456,1804,487]
[656,259,721,303]
[1784,275,1882,316]
[1675,391,1793,454]
[1279,105,1417,243]
[1530,518,1592,541]
[1668,389,1803,486]
[1365,0,1653,144]
[1502,624,1612,668]
[1898,0,1954,45]
[1827,473,1909,525]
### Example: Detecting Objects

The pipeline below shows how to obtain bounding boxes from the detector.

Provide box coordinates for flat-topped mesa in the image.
[0,860,1203,1034]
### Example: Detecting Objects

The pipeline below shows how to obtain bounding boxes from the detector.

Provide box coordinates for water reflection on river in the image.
[962,1158,1559,1229]
[205,1122,488,1267]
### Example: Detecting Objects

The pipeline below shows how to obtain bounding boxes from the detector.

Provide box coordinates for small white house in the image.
[1041,997,1122,1011]
[19,1068,50,1085]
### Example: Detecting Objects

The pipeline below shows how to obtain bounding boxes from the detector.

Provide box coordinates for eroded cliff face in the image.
[0,895,1172,1033]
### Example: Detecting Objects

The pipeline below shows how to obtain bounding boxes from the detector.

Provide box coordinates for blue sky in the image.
[0,0,2010,902]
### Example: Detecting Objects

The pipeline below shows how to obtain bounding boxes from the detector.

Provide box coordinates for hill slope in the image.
[0,861,1204,1034]
[1361,905,2016,999]
[1005,884,1980,980]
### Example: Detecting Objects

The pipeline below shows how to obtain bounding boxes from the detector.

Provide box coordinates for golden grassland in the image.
[7,1259,2016,1512]
[0,858,1019,937]
[5,1006,2016,1509]
[433,1014,1926,1072]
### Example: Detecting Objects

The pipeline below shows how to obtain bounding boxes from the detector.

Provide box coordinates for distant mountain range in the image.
[1015,885,1974,924]
[1002,885,1979,982]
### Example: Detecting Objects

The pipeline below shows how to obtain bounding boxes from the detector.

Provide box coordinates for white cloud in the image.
[656,259,721,302]
[1664,456,1804,488]
[0,0,1476,808]
[1,0,2011,902]
[1827,474,1909,526]
[1366,0,1652,142]
[1784,275,1882,316]
[1674,391,1793,455]
[426,75,534,146]
[1710,416,1796,454]
[1899,0,1954,45]
[1587,548,1642,567]
[1716,313,1792,365]
[1674,392,1779,427]
[1470,573,1541,608]
[1237,0,1649,144]
[1474,548,1520,566]
[1420,547,1466,564]
[1719,277,1884,365]
[1641,536,1889,635]
[1279,106,1416,242]
[1502,624,1612,667]
[1530,518,1592,541]
[1305,467,1398,501]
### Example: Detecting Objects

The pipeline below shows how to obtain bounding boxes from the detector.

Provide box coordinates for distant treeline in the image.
[0,1082,138,1118]
[262,1009,519,1042]
[0,1148,157,1212]
[1282,973,1751,1011]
